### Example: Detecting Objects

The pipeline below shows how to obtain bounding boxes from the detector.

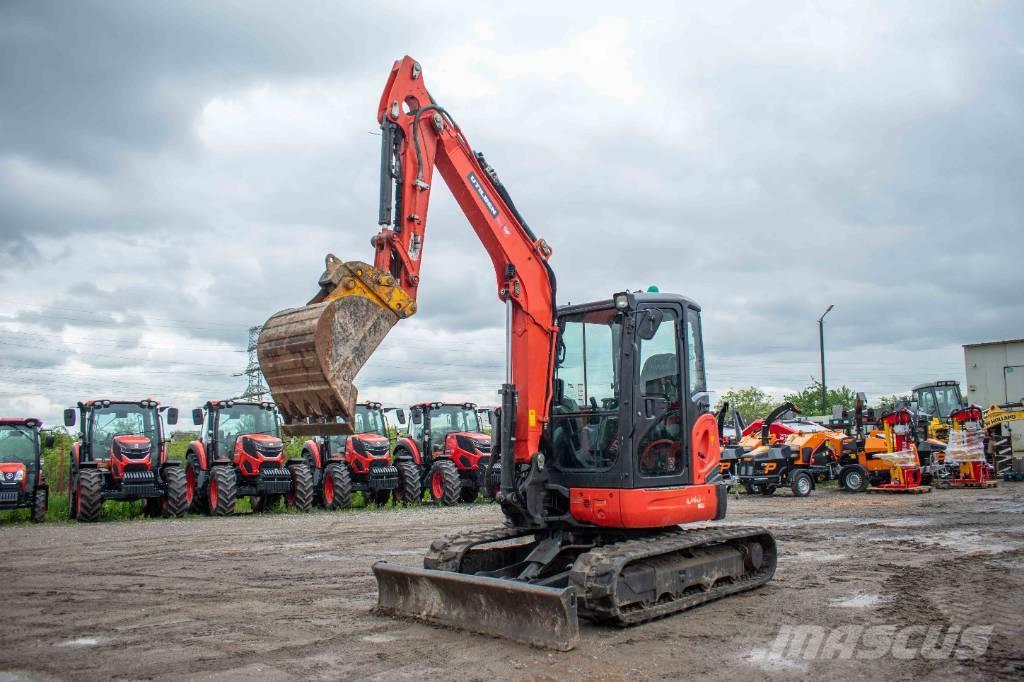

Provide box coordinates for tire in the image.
[791,470,814,497]
[208,466,236,516]
[185,461,207,514]
[840,465,869,493]
[288,463,314,513]
[162,467,188,518]
[68,468,78,520]
[323,463,352,510]
[459,485,479,503]
[428,459,461,506]
[76,468,103,522]
[31,487,47,523]
[393,460,422,505]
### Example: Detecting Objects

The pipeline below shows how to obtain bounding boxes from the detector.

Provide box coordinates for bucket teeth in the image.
[257,256,413,424]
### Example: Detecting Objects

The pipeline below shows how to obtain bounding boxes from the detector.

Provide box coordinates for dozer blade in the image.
[257,256,416,424]
[372,562,581,651]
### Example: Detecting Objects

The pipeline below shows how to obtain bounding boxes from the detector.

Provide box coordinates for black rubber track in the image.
[569,526,777,625]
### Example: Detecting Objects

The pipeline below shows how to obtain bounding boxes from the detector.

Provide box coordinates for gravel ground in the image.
[1,484,1022,680]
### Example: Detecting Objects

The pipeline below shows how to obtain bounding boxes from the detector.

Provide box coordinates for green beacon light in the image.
[647,285,660,293]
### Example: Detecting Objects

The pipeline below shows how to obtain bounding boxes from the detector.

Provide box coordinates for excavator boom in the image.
[258,56,555,448]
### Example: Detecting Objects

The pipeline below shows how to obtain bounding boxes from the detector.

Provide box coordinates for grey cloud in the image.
[1,1,1022,425]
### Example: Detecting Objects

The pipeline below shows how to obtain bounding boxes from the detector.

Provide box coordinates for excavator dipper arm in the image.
[258,56,556,468]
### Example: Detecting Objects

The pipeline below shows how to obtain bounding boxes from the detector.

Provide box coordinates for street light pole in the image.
[818,304,834,415]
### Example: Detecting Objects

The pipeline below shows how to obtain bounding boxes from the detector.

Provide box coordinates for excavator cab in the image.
[548,293,710,495]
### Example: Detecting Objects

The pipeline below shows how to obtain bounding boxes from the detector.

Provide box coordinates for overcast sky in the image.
[1,0,1022,428]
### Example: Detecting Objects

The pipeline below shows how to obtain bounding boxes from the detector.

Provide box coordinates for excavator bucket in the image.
[372,562,581,651]
[257,255,417,427]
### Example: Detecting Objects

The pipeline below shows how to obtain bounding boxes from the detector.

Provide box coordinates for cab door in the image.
[631,304,689,488]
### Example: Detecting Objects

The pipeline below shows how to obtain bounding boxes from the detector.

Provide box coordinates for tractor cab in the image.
[912,381,965,420]
[68,400,171,476]
[329,402,392,469]
[193,400,283,473]
[0,418,52,520]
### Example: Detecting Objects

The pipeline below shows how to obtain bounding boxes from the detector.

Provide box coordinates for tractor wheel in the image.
[760,485,777,497]
[76,468,103,522]
[162,467,188,518]
[791,470,814,497]
[323,463,352,510]
[288,463,314,513]
[31,487,47,523]
[428,459,461,506]
[459,485,479,503]
[393,460,422,505]
[840,465,869,493]
[185,461,207,513]
[208,466,236,516]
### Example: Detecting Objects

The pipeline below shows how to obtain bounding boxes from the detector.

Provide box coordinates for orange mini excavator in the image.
[256,56,776,650]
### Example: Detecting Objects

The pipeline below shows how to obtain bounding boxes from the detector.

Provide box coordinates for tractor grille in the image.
[0,490,19,504]
[121,470,158,496]
[368,465,400,491]
[257,467,293,494]
[737,461,755,478]
[479,458,501,487]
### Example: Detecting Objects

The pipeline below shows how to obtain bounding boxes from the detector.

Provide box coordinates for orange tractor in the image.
[0,418,53,522]
[392,402,497,505]
[185,400,314,515]
[63,399,186,521]
[299,401,420,508]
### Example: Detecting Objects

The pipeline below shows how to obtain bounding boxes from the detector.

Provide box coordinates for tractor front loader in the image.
[299,401,420,508]
[0,418,53,522]
[64,399,186,522]
[184,400,314,515]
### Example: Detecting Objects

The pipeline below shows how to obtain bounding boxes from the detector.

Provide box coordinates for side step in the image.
[372,562,580,651]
